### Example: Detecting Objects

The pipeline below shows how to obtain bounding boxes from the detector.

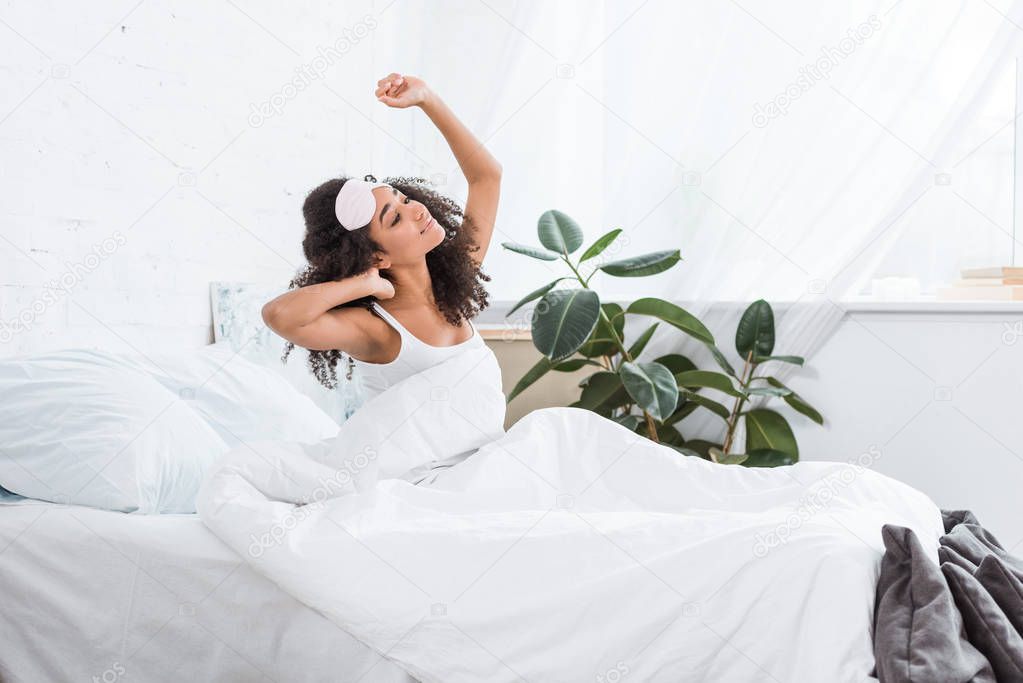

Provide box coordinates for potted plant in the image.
[502,210,823,467]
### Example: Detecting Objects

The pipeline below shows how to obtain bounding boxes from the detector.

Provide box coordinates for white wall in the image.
[1,1,332,354]
[792,306,1023,551]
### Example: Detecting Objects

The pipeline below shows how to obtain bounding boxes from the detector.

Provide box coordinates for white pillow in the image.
[129,342,340,447]
[0,349,228,513]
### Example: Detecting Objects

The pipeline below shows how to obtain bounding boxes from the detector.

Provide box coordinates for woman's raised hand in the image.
[359,267,395,300]
[375,73,430,109]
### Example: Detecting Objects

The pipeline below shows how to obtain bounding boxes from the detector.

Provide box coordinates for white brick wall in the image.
[1,1,385,356]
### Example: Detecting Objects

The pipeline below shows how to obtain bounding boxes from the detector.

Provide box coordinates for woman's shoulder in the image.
[321,303,400,361]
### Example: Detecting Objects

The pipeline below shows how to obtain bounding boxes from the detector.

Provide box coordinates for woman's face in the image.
[366,185,445,267]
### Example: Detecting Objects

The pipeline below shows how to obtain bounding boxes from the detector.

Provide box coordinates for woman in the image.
[262,72,501,398]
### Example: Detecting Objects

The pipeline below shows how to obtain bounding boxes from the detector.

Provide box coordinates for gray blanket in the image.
[873,510,1023,682]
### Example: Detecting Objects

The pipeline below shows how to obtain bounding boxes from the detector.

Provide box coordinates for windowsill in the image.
[479,327,532,341]
[838,295,1023,314]
[476,297,1023,331]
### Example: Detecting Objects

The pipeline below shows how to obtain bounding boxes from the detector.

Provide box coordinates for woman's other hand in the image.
[359,267,395,299]
[375,73,431,109]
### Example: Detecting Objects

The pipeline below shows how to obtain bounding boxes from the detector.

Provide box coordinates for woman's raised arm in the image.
[376,73,502,266]
[261,268,393,352]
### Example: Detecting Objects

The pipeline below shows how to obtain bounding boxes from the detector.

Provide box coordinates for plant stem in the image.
[564,255,660,443]
[643,412,658,441]
[563,256,587,287]
[721,350,754,454]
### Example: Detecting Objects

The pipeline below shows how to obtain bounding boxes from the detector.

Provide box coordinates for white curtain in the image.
[359,0,1023,446]
[592,0,1023,445]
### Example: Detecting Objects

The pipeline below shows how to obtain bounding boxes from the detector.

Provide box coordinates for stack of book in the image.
[937,267,1023,300]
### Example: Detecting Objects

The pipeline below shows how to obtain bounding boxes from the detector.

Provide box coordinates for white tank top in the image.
[351,302,484,403]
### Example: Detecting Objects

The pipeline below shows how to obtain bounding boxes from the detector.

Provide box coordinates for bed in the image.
[0,292,1019,681]
[0,493,416,683]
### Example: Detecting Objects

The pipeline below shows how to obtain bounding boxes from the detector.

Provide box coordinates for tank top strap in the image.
[370,301,479,346]
[370,302,414,341]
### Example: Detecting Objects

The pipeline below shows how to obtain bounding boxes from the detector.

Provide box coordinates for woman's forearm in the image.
[262,277,373,331]
[420,92,502,184]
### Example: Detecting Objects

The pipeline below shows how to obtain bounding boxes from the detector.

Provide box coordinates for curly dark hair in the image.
[281,174,491,389]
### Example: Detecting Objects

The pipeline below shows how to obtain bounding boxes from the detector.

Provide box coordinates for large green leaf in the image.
[532,288,601,362]
[746,386,791,397]
[506,278,570,316]
[631,418,651,434]
[501,242,558,261]
[766,377,824,425]
[627,323,659,359]
[680,391,731,421]
[735,299,775,358]
[599,250,681,277]
[675,370,745,398]
[708,344,737,377]
[596,302,625,340]
[626,297,714,345]
[537,210,584,255]
[577,303,625,358]
[552,358,601,372]
[579,228,622,262]
[577,371,628,411]
[754,354,804,366]
[507,357,552,402]
[743,449,795,468]
[744,409,797,461]
[577,337,617,358]
[664,399,698,425]
[619,361,678,422]
[656,423,685,446]
[652,353,698,375]
[612,413,643,430]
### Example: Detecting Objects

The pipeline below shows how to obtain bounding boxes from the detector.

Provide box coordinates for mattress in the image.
[0,497,417,683]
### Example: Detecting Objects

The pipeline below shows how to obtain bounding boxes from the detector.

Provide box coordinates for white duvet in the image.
[197,343,944,683]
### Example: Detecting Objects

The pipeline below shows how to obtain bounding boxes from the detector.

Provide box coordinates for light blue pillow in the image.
[0,349,228,513]
[119,342,340,447]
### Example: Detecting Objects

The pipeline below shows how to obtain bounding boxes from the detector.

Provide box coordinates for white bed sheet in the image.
[198,342,944,682]
[0,498,416,683]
